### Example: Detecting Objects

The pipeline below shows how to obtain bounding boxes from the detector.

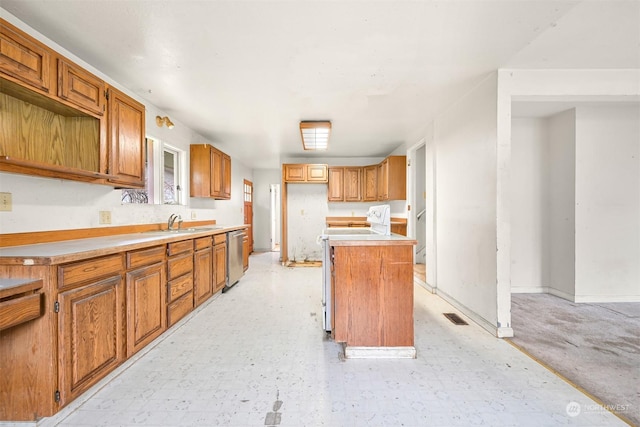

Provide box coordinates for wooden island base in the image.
[330,239,417,358]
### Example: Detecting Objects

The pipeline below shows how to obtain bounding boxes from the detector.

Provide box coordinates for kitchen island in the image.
[328,233,417,358]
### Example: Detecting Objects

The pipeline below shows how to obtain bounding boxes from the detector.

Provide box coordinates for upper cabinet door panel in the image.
[108,87,145,187]
[306,164,328,182]
[0,21,51,92]
[57,59,105,115]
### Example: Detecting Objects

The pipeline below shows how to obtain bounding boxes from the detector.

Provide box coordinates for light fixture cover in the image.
[300,121,331,150]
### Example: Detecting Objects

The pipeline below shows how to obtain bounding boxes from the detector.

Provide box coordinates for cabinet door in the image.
[107,87,145,188]
[190,144,212,197]
[327,167,344,201]
[221,153,231,199]
[0,21,51,92]
[193,247,213,306]
[377,160,388,200]
[284,164,305,182]
[343,167,362,202]
[307,164,328,182]
[214,243,227,293]
[58,275,124,406]
[242,232,250,272]
[125,262,166,357]
[363,165,378,201]
[57,59,105,115]
[210,148,222,197]
[386,156,407,200]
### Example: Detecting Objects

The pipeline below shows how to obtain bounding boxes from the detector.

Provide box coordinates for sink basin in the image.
[147,226,223,234]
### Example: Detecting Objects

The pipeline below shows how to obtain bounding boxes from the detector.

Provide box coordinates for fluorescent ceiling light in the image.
[300,121,331,150]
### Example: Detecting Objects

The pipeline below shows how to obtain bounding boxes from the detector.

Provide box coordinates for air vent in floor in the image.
[443,313,468,325]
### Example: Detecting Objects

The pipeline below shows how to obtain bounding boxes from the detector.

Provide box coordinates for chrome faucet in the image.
[168,213,183,230]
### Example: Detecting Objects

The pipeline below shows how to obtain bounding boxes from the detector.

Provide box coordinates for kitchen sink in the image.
[146,226,223,234]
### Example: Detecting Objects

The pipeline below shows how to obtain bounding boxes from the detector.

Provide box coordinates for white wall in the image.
[547,109,577,298]
[287,184,327,261]
[0,11,250,233]
[510,117,550,292]
[575,105,640,301]
[433,73,499,329]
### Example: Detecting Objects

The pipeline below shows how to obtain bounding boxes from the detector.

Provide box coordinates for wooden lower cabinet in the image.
[214,235,227,293]
[125,259,166,357]
[167,241,194,327]
[57,274,125,406]
[193,237,214,306]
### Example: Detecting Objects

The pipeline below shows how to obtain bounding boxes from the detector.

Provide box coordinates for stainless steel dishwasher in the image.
[223,230,244,292]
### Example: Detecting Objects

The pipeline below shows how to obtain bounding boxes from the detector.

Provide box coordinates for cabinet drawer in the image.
[59,254,124,290]
[127,245,165,269]
[167,253,193,280]
[167,272,193,303]
[167,291,193,327]
[0,292,43,331]
[213,234,227,245]
[168,240,193,256]
[194,236,212,251]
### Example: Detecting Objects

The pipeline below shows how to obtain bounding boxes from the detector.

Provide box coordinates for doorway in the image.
[270,184,281,252]
[243,179,254,254]
[408,141,427,283]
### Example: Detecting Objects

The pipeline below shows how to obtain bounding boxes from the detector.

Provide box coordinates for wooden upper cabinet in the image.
[221,153,231,199]
[327,167,344,201]
[0,20,51,93]
[363,165,378,201]
[378,156,406,201]
[107,86,145,188]
[57,58,105,115]
[190,144,231,199]
[210,147,223,197]
[344,167,362,202]
[283,164,328,183]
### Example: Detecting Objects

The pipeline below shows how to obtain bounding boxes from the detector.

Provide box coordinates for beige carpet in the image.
[509,293,639,426]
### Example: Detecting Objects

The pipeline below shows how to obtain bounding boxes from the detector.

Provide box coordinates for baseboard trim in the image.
[511,286,549,294]
[435,288,506,337]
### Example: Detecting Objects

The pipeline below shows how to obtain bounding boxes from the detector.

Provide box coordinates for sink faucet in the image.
[168,213,183,230]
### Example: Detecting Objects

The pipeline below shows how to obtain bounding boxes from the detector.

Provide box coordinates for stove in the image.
[318,205,391,332]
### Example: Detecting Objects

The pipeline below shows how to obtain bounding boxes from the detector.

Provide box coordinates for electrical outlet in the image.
[300,209,304,215]
[191,211,197,220]
[99,211,112,224]
[0,192,12,211]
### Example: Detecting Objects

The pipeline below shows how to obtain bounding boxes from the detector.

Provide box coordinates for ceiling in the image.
[2,1,638,169]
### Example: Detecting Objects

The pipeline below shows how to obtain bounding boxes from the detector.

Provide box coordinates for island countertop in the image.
[327,233,417,246]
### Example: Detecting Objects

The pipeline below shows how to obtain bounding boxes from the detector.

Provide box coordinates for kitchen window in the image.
[122,138,186,205]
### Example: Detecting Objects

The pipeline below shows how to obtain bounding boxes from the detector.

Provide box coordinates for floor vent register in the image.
[443,313,468,325]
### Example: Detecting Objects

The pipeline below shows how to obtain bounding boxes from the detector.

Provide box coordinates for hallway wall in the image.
[433,73,499,329]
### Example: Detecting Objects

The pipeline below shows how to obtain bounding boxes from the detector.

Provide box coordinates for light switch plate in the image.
[0,192,12,211]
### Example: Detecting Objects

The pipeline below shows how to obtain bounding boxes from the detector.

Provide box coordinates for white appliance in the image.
[318,204,392,332]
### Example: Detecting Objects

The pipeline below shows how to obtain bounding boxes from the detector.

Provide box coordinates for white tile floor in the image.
[33,252,624,426]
